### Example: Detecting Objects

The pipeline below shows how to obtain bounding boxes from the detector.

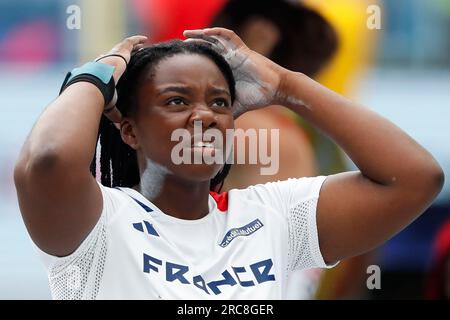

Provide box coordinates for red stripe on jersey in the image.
[209,191,228,212]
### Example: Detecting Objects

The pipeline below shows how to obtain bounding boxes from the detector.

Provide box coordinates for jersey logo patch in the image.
[133,220,159,237]
[219,219,263,248]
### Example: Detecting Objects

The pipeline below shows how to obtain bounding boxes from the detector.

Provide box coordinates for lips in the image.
[192,141,215,148]
[190,143,217,159]
[189,134,216,149]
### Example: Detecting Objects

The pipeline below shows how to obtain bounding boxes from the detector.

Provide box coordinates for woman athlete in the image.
[14,28,444,299]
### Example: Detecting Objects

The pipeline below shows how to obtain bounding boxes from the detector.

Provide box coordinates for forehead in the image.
[148,53,229,88]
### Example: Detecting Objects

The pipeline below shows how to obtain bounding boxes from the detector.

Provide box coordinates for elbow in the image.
[415,162,445,201]
[14,146,64,188]
[425,157,445,193]
[431,164,445,194]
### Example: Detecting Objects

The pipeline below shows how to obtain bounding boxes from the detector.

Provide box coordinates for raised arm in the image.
[13,36,146,257]
[279,71,444,263]
[184,28,444,263]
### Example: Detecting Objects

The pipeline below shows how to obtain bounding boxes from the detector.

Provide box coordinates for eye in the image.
[212,98,230,108]
[167,97,187,106]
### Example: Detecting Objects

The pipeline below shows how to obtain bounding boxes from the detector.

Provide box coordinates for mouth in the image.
[190,141,217,158]
[188,134,217,149]
[191,141,215,148]
[187,135,221,158]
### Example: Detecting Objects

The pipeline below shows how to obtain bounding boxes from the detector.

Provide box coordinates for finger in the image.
[184,34,218,45]
[188,27,237,42]
[132,44,145,51]
[185,28,244,51]
[131,44,146,55]
[203,28,234,41]
[184,30,218,43]
[183,38,213,47]
[183,29,208,38]
[183,34,227,53]
[114,35,148,53]
[203,28,245,47]
[124,35,148,45]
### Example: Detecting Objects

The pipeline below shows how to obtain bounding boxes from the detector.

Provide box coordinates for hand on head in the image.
[95,35,148,124]
[183,28,288,118]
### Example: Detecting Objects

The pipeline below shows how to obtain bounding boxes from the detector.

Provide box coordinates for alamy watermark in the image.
[66,5,81,30]
[366,264,381,290]
[367,4,382,30]
[171,122,280,175]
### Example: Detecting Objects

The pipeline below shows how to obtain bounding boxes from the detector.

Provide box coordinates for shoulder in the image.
[96,183,136,218]
[222,176,328,221]
[230,176,327,203]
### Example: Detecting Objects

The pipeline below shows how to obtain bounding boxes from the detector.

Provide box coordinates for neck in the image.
[134,159,211,220]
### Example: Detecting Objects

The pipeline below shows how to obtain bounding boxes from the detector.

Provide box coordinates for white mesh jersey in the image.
[33,175,337,299]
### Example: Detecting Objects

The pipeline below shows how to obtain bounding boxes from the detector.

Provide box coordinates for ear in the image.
[120,118,139,150]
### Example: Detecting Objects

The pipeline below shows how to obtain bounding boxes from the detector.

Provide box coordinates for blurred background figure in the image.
[0,0,449,299]
[425,218,450,299]
[0,2,61,65]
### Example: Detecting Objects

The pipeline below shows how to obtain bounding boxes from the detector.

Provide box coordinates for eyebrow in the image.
[209,87,231,97]
[157,86,230,97]
[157,86,190,96]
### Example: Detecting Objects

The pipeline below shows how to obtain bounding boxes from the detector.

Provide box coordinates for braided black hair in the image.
[90,40,236,192]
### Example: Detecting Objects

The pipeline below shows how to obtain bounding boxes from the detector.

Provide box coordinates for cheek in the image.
[137,114,189,157]
[218,115,235,158]
[139,107,187,135]
[218,111,234,129]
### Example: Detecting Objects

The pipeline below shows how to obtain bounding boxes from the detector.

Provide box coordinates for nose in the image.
[188,104,217,130]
